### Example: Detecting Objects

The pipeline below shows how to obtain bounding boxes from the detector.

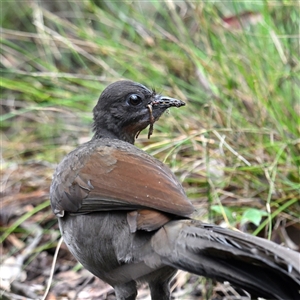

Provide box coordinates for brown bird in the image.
[50,80,300,300]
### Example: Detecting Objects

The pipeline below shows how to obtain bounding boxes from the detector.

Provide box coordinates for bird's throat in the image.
[93,127,138,145]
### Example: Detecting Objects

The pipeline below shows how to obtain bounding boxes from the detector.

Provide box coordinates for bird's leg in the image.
[148,266,176,300]
[114,281,138,300]
[149,278,172,300]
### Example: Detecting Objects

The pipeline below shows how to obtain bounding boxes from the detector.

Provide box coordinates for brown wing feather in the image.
[50,139,194,218]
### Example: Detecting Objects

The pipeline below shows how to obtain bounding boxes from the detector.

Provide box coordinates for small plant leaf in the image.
[211,205,235,223]
[241,208,268,227]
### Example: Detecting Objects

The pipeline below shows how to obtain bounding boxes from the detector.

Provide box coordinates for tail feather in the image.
[151,220,300,299]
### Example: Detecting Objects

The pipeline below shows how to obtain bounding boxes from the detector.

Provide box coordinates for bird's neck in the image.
[93,127,136,145]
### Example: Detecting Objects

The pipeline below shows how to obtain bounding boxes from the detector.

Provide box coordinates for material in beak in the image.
[146,95,185,140]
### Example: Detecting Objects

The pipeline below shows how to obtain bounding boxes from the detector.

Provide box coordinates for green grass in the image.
[1,0,299,297]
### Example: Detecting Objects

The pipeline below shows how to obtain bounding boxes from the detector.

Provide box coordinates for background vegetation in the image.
[1,0,299,299]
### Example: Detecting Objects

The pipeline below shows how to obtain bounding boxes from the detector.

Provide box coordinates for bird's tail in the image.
[151,220,300,300]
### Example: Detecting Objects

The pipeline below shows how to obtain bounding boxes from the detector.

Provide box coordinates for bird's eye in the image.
[127,94,142,106]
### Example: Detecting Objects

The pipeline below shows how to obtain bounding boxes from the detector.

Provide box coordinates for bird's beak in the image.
[143,94,185,140]
[150,95,185,108]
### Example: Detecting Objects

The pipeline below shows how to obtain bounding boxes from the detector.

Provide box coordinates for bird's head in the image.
[92,80,185,144]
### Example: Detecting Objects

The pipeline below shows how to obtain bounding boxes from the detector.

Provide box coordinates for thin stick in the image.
[41,237,63,300]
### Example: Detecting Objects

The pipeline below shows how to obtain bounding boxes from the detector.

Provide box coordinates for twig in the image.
[213,130,251,166]
[41,237,63,300]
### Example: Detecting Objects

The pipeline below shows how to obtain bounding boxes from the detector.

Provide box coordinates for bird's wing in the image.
[50,139,194,218]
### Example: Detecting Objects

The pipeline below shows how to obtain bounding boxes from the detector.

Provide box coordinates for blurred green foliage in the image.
[1,0,299,234]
